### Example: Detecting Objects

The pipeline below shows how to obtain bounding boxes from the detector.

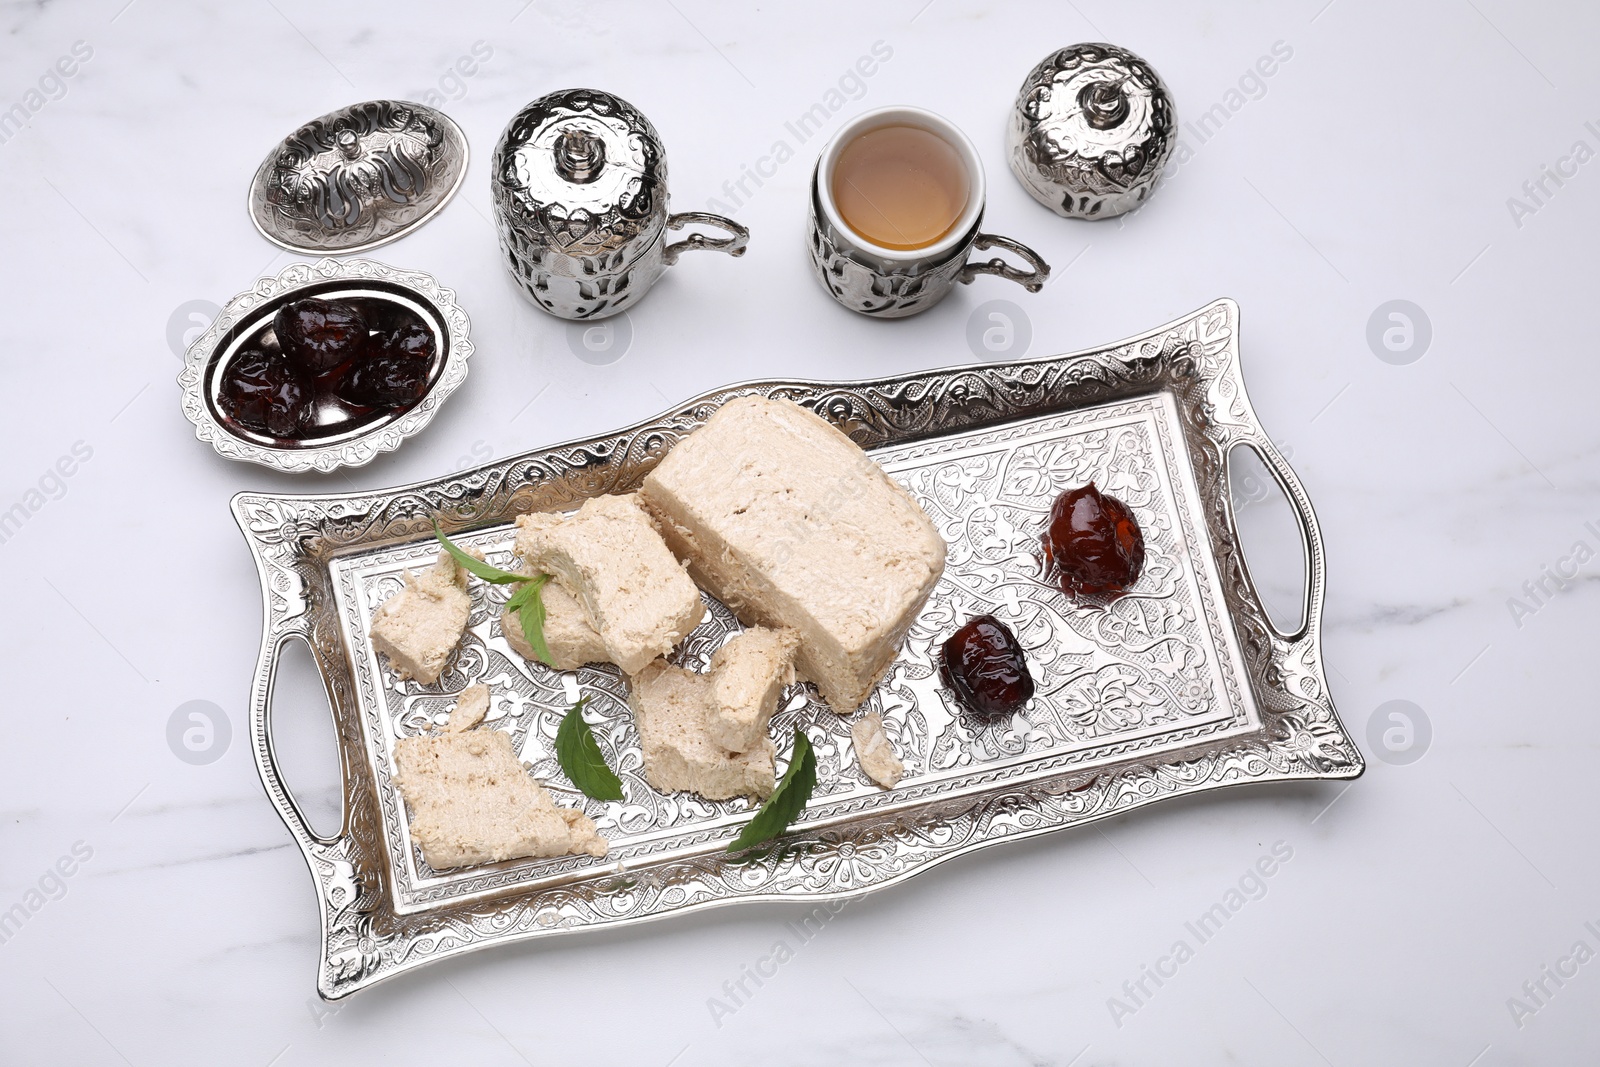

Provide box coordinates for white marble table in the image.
[2,1,1596,1063]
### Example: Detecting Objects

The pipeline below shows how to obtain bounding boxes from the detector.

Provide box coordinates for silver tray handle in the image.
[957,232,1051,292]
[1226,435,1326,645]
[250,628,364,998]
[664,211,750,264]
[250,631,345,850]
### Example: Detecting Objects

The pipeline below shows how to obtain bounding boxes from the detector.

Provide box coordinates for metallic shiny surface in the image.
[179,258,473,473]
[233,299,1357,999]
[1008,43,1177,220]
[491,88,748,320]
[248,100,469,254]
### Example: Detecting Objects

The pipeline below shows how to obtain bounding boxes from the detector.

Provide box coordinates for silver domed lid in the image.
[491,89,668,265]
[1007,43,1176,220]
[248,99,468,254]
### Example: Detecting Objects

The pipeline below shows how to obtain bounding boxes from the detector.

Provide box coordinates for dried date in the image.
[940,615,1035,718]
[1044,482,1145,600]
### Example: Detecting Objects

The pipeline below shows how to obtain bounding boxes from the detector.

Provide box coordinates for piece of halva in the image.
[514,494,704,675]
[639,396,946,714]
[500,578,609,670]
[628,659,776,801]
[707,626,799,754]
[851,711,904,789]
[394,684,607,868]
[445,683,490,732]
[369,549,474,685]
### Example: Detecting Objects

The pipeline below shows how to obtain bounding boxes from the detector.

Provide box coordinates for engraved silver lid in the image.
[492,88,668,268]
[249,100,469,255]
[491,88,749,320]
[1007,44,1176,220]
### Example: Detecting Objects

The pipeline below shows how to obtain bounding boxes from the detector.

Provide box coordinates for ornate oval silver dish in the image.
[233,299,1358,999]
[491,88,749,320]
[249,99,469,255]
[1008,43,1176,219]
[179,259,472,473]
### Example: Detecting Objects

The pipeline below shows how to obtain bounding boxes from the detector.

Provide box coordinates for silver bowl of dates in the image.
[177,258,472,473]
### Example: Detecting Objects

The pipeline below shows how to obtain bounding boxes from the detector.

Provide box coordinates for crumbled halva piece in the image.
[500,578,609,670]
[707,626,799,754]
[394,684,607,868]
[445,683,490,732]
[628,659,776,801]
[369,549,474,685]
[514,494,704,675]
[851,711,904,789]
[639,396,947,714]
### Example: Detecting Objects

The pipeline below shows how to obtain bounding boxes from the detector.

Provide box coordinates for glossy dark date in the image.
[273,297,370,378]
[374,320,436,363]
[1044,482,1144,600]
[939,614,1035,718]
[216,348,313,438]
[336,352,431,408]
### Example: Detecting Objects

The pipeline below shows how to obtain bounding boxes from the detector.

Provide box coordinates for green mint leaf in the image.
[505,573,547,611]
[727,729,817,854]
[433,522,530,585]
[555,698,625,802]
[515,579,554,666]
[432,523,557,665]
[431,522,559,666]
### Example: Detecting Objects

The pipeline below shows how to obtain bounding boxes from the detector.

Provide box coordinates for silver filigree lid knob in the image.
[1007,43,1176,220]
[553,127,607,183]
[248,99,469,254]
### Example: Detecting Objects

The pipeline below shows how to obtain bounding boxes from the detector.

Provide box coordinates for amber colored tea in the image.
[830,125,972,251]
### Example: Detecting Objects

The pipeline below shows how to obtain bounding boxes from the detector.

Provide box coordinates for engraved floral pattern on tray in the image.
[233,299,1361,1000]
[898,400,1249,762]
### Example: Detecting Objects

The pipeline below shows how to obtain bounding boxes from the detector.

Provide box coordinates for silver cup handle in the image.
[957,233,1050,292]
[664,211,751,264]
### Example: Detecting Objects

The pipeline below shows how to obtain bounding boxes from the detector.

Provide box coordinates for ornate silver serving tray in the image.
[180,259,473,473]
[234,299,1359,1000]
